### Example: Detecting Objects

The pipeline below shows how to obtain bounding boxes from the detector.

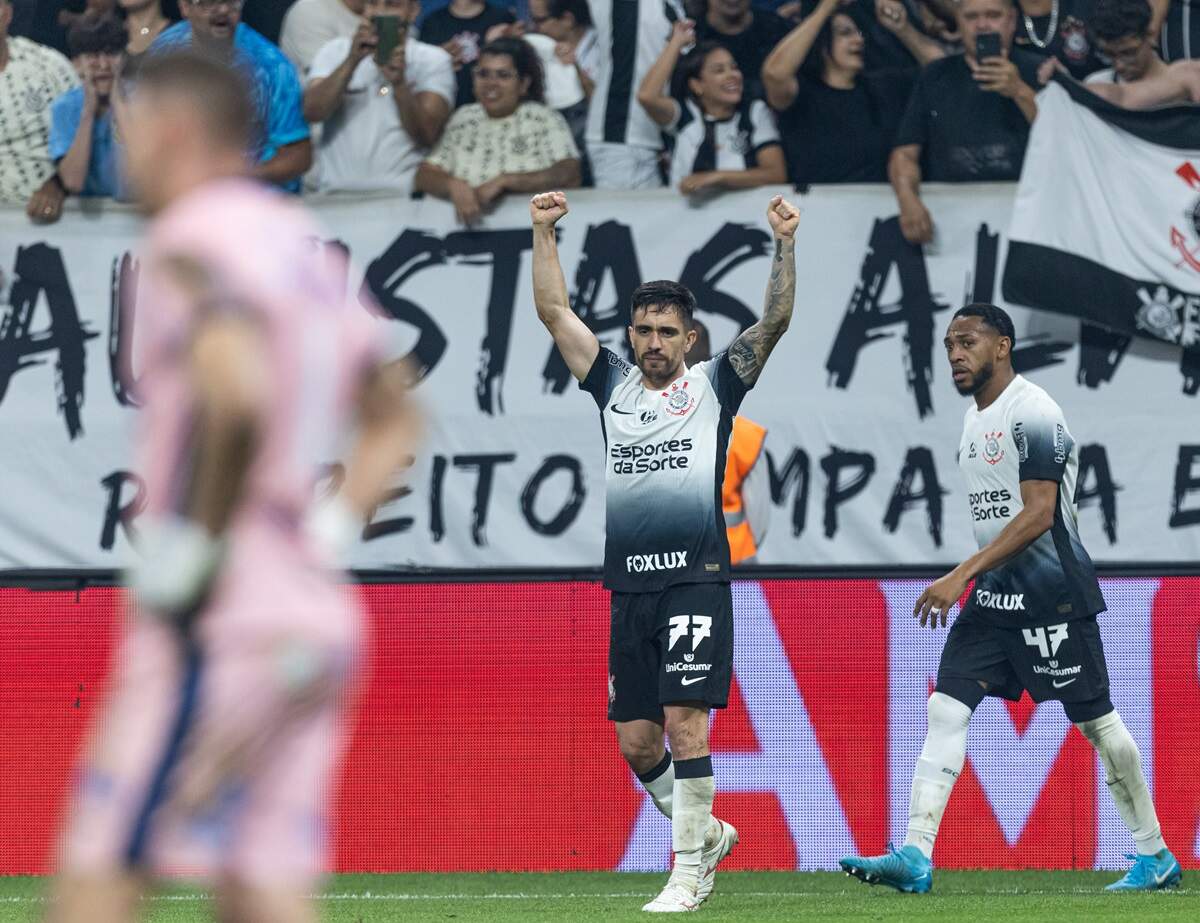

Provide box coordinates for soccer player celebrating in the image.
[840,304,1181,894]
[530,189,800,912]
[49,52,417,923]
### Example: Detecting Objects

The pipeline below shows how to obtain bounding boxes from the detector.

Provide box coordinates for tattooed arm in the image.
[727,195,801,387]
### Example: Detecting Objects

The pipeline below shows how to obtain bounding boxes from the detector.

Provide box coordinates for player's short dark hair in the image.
[954,303,1016,346]
[478,37,546,104]
[630,281,697,326]
[67,13,128,57]
[1092,0,1153,42]
[547,0,593,27]
[132,50,255,152]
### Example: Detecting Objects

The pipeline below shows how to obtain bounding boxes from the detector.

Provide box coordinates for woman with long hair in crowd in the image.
[761,0,940,185]
[637,19,786,196]
[416,37,581,224]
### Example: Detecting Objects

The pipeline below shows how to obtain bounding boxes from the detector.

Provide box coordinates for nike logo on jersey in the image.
[680,676,707,686]
[1052,678,1078,689]
[609,403,634,415]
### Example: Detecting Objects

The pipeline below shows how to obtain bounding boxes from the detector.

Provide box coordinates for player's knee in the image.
[663,709,709,759]
[617,736,663,774]
[1076,709,1141,781]
[927,691,973,733]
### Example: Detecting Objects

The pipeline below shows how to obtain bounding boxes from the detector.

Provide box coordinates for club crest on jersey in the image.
[662,381,694,417]
[983,431,1005,466]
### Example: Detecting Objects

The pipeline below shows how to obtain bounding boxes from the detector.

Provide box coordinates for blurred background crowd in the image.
[1,0,1196,234]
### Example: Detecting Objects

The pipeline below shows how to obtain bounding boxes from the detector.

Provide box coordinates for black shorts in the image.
[937,612,1110,706]
[607,582,733,723]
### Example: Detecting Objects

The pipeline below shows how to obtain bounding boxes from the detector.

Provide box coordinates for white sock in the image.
[1077,710,1168,856]
[670,756,714,891]
[638,751,721,847]
[904,692,972,860]
[637,750,675,818]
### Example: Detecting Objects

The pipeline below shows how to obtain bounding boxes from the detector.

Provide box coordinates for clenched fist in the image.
[530,190,569,227]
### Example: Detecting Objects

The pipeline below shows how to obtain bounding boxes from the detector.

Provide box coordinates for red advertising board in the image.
[1,579,1196,874]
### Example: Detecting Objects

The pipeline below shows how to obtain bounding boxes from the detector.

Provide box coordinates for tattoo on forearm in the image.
[727,238,796,385]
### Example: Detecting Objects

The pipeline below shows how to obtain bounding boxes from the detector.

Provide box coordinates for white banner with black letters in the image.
[1,185,1198,571]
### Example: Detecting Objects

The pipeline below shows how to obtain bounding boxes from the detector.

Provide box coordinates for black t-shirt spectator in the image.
[779,70,914,184]
[696,11,792,100]
[893,50,1042,182]
[420,4,516,108]
[240,0,296,45]
[1013,0,1105,81]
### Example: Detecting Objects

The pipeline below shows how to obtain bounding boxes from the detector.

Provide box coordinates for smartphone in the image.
[975,32,1002,62]
[374,15,405,66]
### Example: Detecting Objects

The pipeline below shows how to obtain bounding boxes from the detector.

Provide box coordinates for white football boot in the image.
[696,818,739,903]
[642,873,701,913]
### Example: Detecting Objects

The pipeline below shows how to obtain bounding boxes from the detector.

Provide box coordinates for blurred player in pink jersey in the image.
[48,52,417,923]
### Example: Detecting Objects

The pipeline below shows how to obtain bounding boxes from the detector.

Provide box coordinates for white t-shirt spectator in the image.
[586,0,681,151]
[282,0,362,72]
[424,101,579,186]
[0,37,77,203]
[664,98,779,189]
[309,36,456,193]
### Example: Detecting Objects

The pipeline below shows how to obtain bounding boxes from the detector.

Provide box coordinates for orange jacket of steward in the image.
[722,416,769,565]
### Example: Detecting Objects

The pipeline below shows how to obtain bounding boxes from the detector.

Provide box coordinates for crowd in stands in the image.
[2,0,1199,228]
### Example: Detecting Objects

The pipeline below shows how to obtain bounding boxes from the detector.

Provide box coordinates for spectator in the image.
[527,0,596,158]
[121,0,173,60]
[240,0,295,43]
[152,0,312,190]
[415,37,580,224]
[0,0,79,222]
[694,0,792,99]
[638,24,785,194]
[58,0,118,34]
[1150,0,1199,62]
[1073,53,1200,102]
[1012,0,1105,79]
[282,0,363,73]
[856,0,950,70]
[419,0,516,107]
[762,0,934,185]
[304,0,454,192]
[1087,0,1166,83]
[51,14,126,199]
[889,0,1042,244]
[585,0,673,190]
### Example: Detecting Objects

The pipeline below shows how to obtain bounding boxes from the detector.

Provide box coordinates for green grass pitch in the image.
[1,871,1195,921]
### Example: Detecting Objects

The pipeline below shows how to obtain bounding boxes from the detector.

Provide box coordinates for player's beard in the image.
[955,360,994,396]
[636,351,683,388]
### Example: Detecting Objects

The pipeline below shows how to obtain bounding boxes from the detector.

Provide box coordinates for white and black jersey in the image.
[666,98,780,188]
[581,348,750,592]
[586,0,682,150]
[956,375,1105,627]
[1160,0,1199,62]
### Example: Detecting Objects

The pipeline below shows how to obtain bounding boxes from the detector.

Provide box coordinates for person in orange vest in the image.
[690,321,770,565]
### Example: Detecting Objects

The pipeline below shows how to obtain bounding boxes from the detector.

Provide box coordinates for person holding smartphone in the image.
[888,0,1043,245]
[303,0,455,192]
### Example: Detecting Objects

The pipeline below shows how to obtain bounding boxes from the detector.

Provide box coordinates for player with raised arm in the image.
[48,51,418,923]
[839,303,1181,895]
[530,189,799,913]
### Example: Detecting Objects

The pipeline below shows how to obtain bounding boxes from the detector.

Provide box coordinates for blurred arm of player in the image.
[913,478,1058,628]
[529,191,599,382]
[130,276,270,618]
[725,195,800,387]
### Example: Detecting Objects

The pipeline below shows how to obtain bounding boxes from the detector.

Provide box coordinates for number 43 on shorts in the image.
[1023,622,1069,659]
[669,615,712,652]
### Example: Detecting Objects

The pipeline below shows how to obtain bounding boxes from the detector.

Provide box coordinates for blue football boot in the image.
[839,843,933,894]
[1105,850,1182,891]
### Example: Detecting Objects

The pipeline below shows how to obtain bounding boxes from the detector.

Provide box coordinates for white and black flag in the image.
[1002,77,1200,357]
